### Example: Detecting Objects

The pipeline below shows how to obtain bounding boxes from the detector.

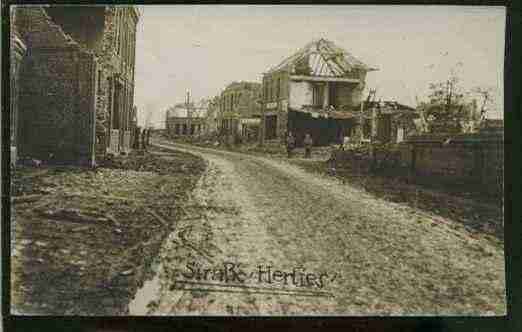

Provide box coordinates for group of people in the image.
[286,131,313,159]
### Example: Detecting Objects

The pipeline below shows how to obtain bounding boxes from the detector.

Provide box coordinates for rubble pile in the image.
[10,147,206,315]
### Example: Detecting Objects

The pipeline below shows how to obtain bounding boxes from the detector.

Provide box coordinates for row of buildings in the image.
[165,38,419,147]
[165,82,263,143]
[10,6,140,166]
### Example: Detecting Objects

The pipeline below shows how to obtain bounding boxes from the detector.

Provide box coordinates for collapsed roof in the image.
[266,38,378,77]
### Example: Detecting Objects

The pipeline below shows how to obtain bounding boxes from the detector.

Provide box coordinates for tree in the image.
[419,64,483,134]
[423,69,469,133]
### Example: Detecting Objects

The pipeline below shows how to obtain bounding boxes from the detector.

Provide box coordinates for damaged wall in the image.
[288,81,312,109]
[13,6,139,164]
[288,80,363,110]
[94,7,139,155]
[15,6,97,165]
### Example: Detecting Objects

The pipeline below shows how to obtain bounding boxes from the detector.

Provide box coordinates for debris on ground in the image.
[10,147,206,315]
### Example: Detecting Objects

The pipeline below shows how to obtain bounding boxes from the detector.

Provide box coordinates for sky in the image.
[134,5,506,128]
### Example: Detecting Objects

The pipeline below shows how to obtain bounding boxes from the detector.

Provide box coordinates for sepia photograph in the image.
[8,4,505,316]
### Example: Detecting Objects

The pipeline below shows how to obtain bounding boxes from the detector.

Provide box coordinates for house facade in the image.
[218,81,262,141]
[260,38,377,146]
[12,6,139,166]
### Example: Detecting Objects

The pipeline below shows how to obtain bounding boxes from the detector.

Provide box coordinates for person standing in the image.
[327,143,338,176]
[286,131,296,158]
[141,128,147,151]
[133,127,141,149]
[146,128,151,146]
[304,133,313,158]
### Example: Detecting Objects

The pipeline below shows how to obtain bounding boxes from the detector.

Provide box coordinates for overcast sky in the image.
[134,5,505,128]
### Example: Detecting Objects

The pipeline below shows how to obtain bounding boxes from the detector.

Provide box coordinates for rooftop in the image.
[266,38,378,76]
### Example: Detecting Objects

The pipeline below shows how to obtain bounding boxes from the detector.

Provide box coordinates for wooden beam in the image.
[289,75,360,83]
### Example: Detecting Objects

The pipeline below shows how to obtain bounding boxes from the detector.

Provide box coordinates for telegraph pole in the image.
[186,89,192,135]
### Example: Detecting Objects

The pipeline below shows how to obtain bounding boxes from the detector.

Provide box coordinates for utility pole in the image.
[186,89,192,135]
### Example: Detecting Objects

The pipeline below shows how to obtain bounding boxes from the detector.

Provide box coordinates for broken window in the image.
[328,83,337,108]
[265,115,277,140]
[312,84,324,106]
[397,127,405,143]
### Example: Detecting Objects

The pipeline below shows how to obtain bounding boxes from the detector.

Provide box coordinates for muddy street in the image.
[130,140,505,315]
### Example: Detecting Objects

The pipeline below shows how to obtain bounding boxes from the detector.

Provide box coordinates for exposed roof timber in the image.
[289,75,361,83]
[266,38,378,75]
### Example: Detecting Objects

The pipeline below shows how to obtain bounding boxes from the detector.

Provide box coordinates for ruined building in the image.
[364,100,419,144]
[165,100,208,137]
[11,6,139,165]
[218,81,262,141]
[260,38,378,146]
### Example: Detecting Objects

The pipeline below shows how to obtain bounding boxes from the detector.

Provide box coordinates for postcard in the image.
[9,4,505,316]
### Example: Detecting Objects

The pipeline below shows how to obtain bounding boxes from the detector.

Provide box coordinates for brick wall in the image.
[400,133,504,194]
[13,6,139,164]
[18,47,97,165]
[14,7,79,49]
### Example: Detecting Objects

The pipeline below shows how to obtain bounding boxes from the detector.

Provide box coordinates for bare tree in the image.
[472,86,495,121]
[420,63,480,133]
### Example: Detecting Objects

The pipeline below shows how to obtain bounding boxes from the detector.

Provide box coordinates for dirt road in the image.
[130,140,505,316]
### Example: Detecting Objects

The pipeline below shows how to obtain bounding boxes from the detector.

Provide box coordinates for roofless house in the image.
[260,38,378,146]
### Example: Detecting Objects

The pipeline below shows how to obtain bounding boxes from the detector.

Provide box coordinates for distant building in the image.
[165,101,207,137]
[218,81,262,141]
[12,6,139,165]
[260,38,378,146]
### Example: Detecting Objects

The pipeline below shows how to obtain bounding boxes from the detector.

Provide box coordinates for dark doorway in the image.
[265,115,277,140]
[328,83,337,108]
[288,110,353,146]
[112,83,122,130]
